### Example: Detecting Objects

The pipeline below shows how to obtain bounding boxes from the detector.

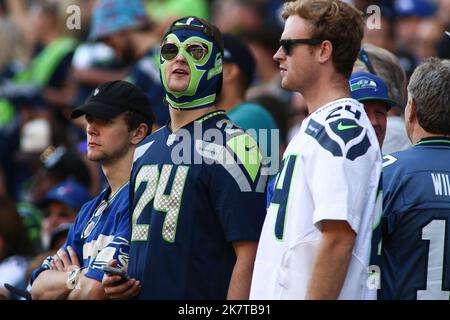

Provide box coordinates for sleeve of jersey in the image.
[208,149,268,242]
[84,205,130,282]
[307,124,380,234]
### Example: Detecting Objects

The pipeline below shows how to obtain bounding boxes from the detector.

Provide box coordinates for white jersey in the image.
[250,98,381,300]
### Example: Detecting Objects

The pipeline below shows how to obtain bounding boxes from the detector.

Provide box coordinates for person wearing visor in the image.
[102,17,267,300]
[30,81,152,299]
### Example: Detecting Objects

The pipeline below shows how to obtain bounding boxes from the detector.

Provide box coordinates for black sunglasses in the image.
[280,38,325,56]
[161,42,208,61]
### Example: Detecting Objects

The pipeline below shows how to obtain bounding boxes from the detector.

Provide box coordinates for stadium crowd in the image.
[0,0,449,300]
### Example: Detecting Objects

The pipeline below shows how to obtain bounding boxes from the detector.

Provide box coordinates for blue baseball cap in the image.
[394,0,436,18]
[89,0,151,41]
[349,72,396,110]
[41,180,91,210]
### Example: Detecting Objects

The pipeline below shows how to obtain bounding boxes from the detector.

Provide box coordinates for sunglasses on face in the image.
[160,42,208,61]
[280,38,325,56]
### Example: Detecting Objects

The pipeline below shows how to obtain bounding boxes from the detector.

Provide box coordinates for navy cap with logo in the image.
[349,72,396,110]
[71,80,155,122]
[223,33,255,88]
[40,180,92,210]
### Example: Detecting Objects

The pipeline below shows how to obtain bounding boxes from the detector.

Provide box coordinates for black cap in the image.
[222,34,255,88]
[71,80,154,122]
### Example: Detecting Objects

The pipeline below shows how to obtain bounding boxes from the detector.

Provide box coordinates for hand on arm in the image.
[305,220,356,300]
[102,260,140,300]
[227,241,258,300]
[31,246,80,300]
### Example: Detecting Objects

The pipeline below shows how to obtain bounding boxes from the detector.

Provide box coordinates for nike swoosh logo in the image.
[245,144,256,152]
[337,122,358,131]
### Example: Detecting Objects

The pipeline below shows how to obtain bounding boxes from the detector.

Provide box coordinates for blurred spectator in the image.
[218,33,278,170]
[250,94,289,157]
[241,29,292,104]
[394,0,437,53]
[437,0,450,26]
[414,18,445,62]
[145,0,209,39]
[353,43,411,154]
[15,0,80,115]
[211,0,265,35]
[0,17,31,199]
[89,0,167,127]
[363,9,396,52]
[26,145,93,205]
[16,201,44,253]
[0,196,34,299]
[38,179,92,251]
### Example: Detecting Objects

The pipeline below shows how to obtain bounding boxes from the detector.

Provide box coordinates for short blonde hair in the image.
[282,0,364,78]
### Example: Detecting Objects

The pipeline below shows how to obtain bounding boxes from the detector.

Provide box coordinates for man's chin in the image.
[87,153,104,162]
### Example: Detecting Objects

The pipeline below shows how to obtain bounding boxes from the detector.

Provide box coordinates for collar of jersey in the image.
[165,110,226,134]
[105,181,129,203]
[415,136,450,147]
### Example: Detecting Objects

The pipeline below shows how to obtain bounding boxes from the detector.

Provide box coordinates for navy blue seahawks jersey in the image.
[128,110,268,299]
[31,183,130,283]
[380,137,450,299]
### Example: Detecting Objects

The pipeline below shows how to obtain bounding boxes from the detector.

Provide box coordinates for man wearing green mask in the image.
[102,17,268,300]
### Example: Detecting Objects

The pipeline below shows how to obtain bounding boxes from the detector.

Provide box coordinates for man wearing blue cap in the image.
[102,17,268,300]
[30,80,152,299]
[38,180,92,252]
[350,71,396,147]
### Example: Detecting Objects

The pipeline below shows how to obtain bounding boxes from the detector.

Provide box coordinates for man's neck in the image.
[302,73,350,113]
[409,127,450,145]
[169,105,219,131]
[217,90,244,112]
[101,149,134,199]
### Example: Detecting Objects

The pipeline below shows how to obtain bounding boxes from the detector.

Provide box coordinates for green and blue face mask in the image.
[160,17,223,110]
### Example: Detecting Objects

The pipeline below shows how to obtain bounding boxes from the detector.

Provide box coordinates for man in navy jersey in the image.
[102,17,267,300]
[30,81,152,299]
[380,57,450,299]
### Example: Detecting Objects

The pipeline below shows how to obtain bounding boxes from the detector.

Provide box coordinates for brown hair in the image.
[282,0,364,78]
[123,110,153,135]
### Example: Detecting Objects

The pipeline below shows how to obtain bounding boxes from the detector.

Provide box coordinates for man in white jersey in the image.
[250,0,382,300]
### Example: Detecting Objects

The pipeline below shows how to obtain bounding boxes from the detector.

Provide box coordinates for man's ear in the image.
[408,97,417,124]
[222,63,239,83]
[131,123,149,145]
[317,40,333,64]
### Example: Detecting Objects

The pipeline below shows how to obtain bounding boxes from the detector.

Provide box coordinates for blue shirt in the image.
[31,183,131,283]
[128,110,268,299]
[380,137,450,299]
